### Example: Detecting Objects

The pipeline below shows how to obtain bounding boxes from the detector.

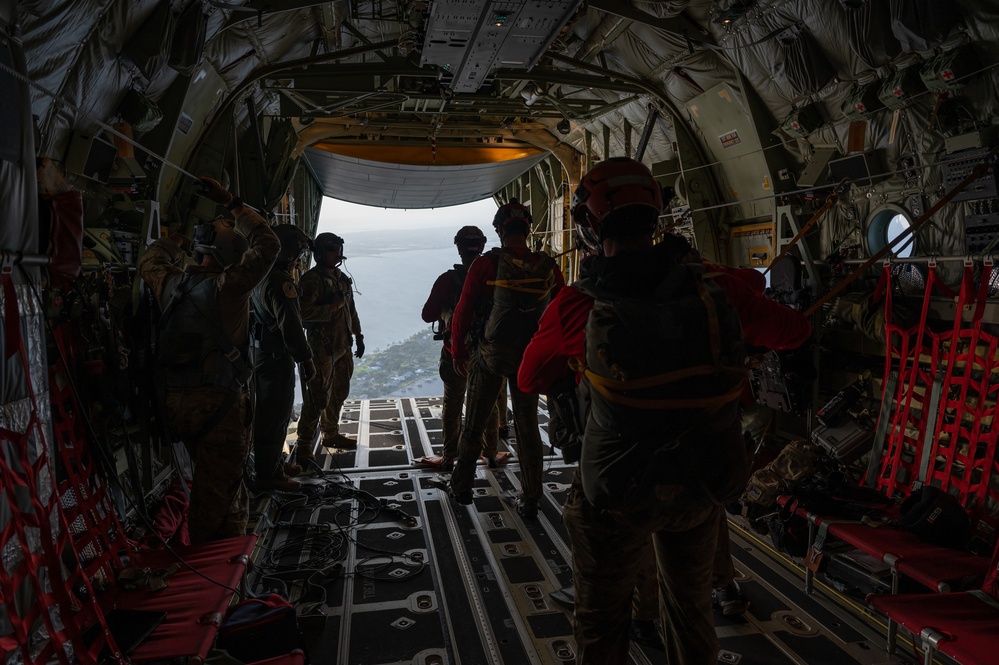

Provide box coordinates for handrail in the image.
[1,250,51,267]
[803,147,999,318]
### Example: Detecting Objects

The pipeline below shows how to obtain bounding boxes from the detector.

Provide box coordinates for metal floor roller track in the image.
[247,397,911,665]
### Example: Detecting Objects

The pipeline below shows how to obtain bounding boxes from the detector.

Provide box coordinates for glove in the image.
[354,336,365,359]
[197,176,233,205]
[298,358,316,383]
[36,157,72,196]
[168,233,193,252]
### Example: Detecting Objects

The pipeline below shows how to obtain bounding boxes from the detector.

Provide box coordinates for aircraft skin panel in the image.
[305,148,548,209]
[249,397,909,665]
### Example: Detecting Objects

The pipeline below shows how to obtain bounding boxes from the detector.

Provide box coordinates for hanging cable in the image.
[0,57,202,183]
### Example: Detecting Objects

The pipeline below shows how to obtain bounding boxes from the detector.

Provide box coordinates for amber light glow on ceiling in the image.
[312,142,543,167]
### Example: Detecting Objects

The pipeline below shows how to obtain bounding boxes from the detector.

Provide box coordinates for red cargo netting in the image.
[877,262,999,535]
[0,281,130,665]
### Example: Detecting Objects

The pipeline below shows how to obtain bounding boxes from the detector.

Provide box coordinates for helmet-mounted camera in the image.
[192,218,248,268]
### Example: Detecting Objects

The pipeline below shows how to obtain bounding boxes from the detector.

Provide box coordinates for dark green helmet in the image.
[312,232,345,254]
[273,224,310,263]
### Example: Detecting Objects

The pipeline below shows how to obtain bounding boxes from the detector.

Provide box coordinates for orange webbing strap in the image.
[486,277,552,296]
[569,272,744,409]
[570,356,747,410]
[585,368,747,410]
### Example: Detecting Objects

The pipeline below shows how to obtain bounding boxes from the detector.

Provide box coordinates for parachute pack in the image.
[478,248,558,376]
[573,262,749,509]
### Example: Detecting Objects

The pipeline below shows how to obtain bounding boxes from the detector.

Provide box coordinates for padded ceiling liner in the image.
[304,146,547,209]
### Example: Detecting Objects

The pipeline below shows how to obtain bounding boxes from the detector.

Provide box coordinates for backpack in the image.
[742,439,820,519]
[434,265,467,342]
[478,248,558,376]
[899,485,971,549]
[216,593,305,663]
[574,262,748,509]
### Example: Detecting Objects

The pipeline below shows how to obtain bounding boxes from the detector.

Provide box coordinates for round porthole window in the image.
[866,204,914,258]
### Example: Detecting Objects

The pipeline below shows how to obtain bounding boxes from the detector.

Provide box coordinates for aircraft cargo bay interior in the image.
[3,1,999,664]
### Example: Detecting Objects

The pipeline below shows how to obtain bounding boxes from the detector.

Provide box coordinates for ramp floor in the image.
[247,397,910,665]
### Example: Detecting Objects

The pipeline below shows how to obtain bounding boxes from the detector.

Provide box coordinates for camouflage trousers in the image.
[297,335,353,449]
[438,345,501,459]
[165,387,250,544]
[563,470,720,665]
[450,355,542,499]
[251,349,295,480]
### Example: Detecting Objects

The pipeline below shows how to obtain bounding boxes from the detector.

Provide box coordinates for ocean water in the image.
[343,225,463,354]
[294,224,493,402]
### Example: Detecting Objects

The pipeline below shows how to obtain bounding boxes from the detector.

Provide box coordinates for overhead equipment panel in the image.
[420,0,580,94]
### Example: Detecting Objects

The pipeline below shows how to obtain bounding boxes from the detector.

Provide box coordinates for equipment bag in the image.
[216,594,305,664]
[741,439,819,522]
[766,502,811,558]
[479,248,558,376]
[574,262,748,509]
[899,485,971,549]
[37,190,84,288]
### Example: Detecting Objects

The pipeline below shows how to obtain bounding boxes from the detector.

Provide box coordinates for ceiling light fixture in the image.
[557,118,571,135]
[521,83,545,108]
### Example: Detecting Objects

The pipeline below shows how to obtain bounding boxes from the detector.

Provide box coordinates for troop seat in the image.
[809,519,986,593]
[777,494,990,658]
[867,537,999,665]
[776,495,988,595]
[97,535,258,664]
[867,591,999,665]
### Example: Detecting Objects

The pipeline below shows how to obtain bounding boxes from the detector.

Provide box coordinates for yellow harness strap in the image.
[569,357,747,410]
[486,277,552,296]
[569,269,745,410]
[583,368,747,410]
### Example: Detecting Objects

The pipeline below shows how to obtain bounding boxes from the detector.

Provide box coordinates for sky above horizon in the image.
[292,196,502,399]
[306,195,501,358]
[318,195,499,235]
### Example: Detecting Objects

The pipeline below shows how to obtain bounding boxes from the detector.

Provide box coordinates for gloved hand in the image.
[197,176,233,205]
[168,233,193,252]
[354,336,365,358]
[36,157,72,196]
[299,358,316,383]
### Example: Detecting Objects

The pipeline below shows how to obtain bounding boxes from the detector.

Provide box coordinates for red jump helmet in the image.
[571,157,663,254]
[492,198,533,236]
